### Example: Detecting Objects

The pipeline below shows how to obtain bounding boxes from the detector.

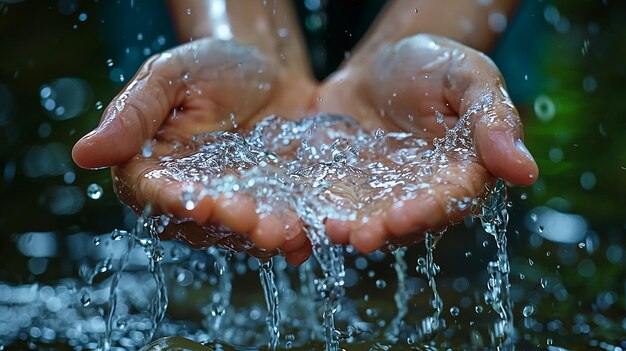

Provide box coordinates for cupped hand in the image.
[314,34,538,253]
[73,38,317,265]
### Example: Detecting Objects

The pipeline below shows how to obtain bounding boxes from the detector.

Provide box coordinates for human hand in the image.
[72,38,317,264]
[313,34,538,253]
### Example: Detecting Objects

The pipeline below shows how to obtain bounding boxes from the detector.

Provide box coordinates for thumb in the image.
[72,52,185,169]
[466,81,539,186]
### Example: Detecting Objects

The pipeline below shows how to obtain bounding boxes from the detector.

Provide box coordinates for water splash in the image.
[416,232,445,341]
[259,259,281,350]
[387,247,409,340]
[204,248,232,337]
[480,179,515,349]
[98,208,168,351]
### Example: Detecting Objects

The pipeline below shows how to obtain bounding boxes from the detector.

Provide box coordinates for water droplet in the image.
[475,305,483,313]
[520,192,528,200]
[92,237,100,246]
[111,229,126,240]
[80,290,91,306]
[465,251,472,257]
[106,59,114,67]
[95,101,103,110]
[482,240,489,247]
[116,318,127,330]
[375,279,387,289]
[528,258,534,266]
[450,306,460,316]
[578,242,586,249]
[373,128,385,140]
[540,277,548,289]
[86,183,103,200]
[522,304,535,317]
[142,140,154,157]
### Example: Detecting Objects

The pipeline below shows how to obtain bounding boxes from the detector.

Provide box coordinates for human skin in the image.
[72,0,537,263]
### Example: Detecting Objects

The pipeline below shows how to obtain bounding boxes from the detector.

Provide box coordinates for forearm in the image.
[166,0,310,72]
[353,0,519,60]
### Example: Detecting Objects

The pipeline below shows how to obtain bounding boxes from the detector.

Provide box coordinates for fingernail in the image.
[514,139,535,161]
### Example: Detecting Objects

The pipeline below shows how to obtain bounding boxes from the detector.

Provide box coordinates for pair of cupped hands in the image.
[72,34,538,265]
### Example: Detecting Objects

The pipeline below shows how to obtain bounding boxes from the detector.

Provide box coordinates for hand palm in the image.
[74,35,537,262]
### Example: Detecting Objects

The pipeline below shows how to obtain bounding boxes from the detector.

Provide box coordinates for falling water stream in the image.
[259,259,281,350]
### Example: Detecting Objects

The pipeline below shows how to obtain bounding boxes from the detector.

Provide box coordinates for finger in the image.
[212,194,258,234]
[113,156,216,225]
[384,162,488,237]
[284,240,312,266]
[325,218,352,244]
[349,216,387,254]
[251,214,287,251]
[449,56,538,186]
[384,194,444,237]
[280,214,307,251]
[73,52,186,169]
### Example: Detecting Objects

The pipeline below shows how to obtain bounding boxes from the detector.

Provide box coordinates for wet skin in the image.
[72,35,538,263]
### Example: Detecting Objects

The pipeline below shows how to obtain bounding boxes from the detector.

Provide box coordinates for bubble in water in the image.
[375,279,387,289]
[86,183,103,200]
[450,306,460,316]
[95,101,103,110]
[522,305,535,317]
[92,237,100,246]
[475,305,483,313]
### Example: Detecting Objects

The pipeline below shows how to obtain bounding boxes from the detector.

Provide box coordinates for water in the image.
[2,114,625,350]
[259,259,281,350]
[480,180,514,349]
[416,232,445,342]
